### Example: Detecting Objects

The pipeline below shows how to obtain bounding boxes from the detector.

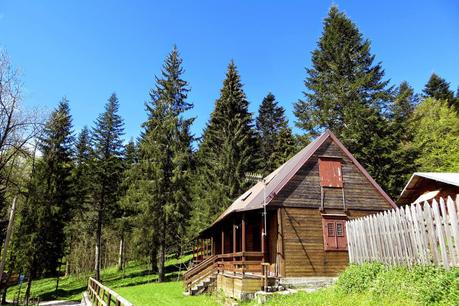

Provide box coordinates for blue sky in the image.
[1,0,458,140]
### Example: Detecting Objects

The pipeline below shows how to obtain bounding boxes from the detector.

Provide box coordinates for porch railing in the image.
[216,251,264,274]
[184,251,265,290]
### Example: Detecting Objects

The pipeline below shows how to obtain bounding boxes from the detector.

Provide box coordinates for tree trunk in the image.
[55,263,61,293]
[65,258,70,277]
[150,246,157,274]
[24,270,33,306]
[94,210,102,281]
[117,233,124,271]
[158,241,165,282]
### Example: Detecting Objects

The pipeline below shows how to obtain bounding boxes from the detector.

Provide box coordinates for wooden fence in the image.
[346,196,459,268]
[87,277,133,306]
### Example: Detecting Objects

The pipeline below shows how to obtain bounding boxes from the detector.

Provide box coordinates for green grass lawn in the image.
[6,254,193,303]
[117,282,218,306]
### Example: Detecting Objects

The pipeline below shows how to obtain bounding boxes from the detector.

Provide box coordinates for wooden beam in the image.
[261,213,265,262]
[242,213,246,275]
[221,227,224,254]
[233,219,237,254]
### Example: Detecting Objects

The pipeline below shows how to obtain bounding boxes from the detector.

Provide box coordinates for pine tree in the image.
[91,93,125,281]
[293,6,394,191]
[194,61,258,228]
[65,126,92,276]
[16,98,74,299]
[116,139,137,271]
[256,93,295,174]
[422,73,455,103]
[385,82,419,197]
[124,47,194,281]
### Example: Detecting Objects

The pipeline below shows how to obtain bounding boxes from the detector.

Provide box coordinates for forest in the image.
[0,6,458,304]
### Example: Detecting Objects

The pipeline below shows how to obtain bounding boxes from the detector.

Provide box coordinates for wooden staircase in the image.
[184,255,218,295]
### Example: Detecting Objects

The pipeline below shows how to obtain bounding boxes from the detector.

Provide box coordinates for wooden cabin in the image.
[398,172,459,206]
[184,130,396,300]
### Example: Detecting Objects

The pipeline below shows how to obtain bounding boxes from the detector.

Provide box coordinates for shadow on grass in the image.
[37,285,87,301]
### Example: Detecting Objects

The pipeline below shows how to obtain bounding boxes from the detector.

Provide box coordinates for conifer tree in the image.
[256,93,295,174]
[386,82,419,197]
[293,6,394,190]
[91,93,125,281]
[16,98,74,300]
[422,73,455,103]
[124,47,193,281]
[65,126,92,275]
[194,61,258,228]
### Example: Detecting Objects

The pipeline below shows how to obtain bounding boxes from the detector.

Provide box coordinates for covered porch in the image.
[190,209,279,276]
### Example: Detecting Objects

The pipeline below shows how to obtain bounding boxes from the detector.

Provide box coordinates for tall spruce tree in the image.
[65,126,92,275]
[422,73,455,103]
[17,98,74,301]
[91,93,125,280]
[124,47,193,281]
[193,61,258,229]
[256,93,295,174]
[386,82,419,197]
[293,6,394,191]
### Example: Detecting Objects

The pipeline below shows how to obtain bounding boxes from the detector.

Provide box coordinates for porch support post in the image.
[211,236,214,256]
[221,228,225,254]
[201,239,204,260]
[242,213,246,275]
[261,214,266,262]
[233,217,236,274]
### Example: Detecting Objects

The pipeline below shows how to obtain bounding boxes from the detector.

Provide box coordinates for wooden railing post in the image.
[233,218,237,274]
[242,214,246,275]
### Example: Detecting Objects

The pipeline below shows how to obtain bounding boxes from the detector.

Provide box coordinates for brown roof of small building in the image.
[205,129,396,231]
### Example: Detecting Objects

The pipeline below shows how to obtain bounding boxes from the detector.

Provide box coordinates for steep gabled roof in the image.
[207,129,396,230]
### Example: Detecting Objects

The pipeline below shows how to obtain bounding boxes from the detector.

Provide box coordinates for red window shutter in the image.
[319,158,343,188]
[322,217,348,251]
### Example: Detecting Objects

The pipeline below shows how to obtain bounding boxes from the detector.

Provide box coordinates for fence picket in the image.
[346,196,459,268]
[447,196,459,263]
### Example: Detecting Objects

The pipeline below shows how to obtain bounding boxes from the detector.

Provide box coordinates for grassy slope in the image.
[6,255,194,303]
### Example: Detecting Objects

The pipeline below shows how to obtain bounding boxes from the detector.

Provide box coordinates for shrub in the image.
[337,263,459,305]
[335,262,384,294]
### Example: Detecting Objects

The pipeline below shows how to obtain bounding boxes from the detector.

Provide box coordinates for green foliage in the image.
[90,93,125,279]
[256,93,296,174]
[123,46,194,281]
[334,264,459,305]
[193,61,259,229]
[410,98,459,172]
[336,263,384,294]
[423,73,455,105]
[385,81,419,197]
[293,6,396,195]
[16,98,74,278]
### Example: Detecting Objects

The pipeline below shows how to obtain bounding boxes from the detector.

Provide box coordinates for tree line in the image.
[0,5,458,304]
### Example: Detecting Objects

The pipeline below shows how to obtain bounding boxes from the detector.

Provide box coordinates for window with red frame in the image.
[322,217,347,251]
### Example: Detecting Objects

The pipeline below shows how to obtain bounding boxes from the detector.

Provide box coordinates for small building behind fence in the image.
[398,172,459,206]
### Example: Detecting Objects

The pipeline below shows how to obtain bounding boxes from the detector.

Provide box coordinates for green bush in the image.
[336,262,384,294]
[336,263,459,305]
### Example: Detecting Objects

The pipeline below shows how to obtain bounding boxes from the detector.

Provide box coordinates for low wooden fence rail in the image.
[347,196,459,268]
[87,277,133,306]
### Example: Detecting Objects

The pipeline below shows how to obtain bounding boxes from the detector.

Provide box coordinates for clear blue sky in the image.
[1,0,458,140]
